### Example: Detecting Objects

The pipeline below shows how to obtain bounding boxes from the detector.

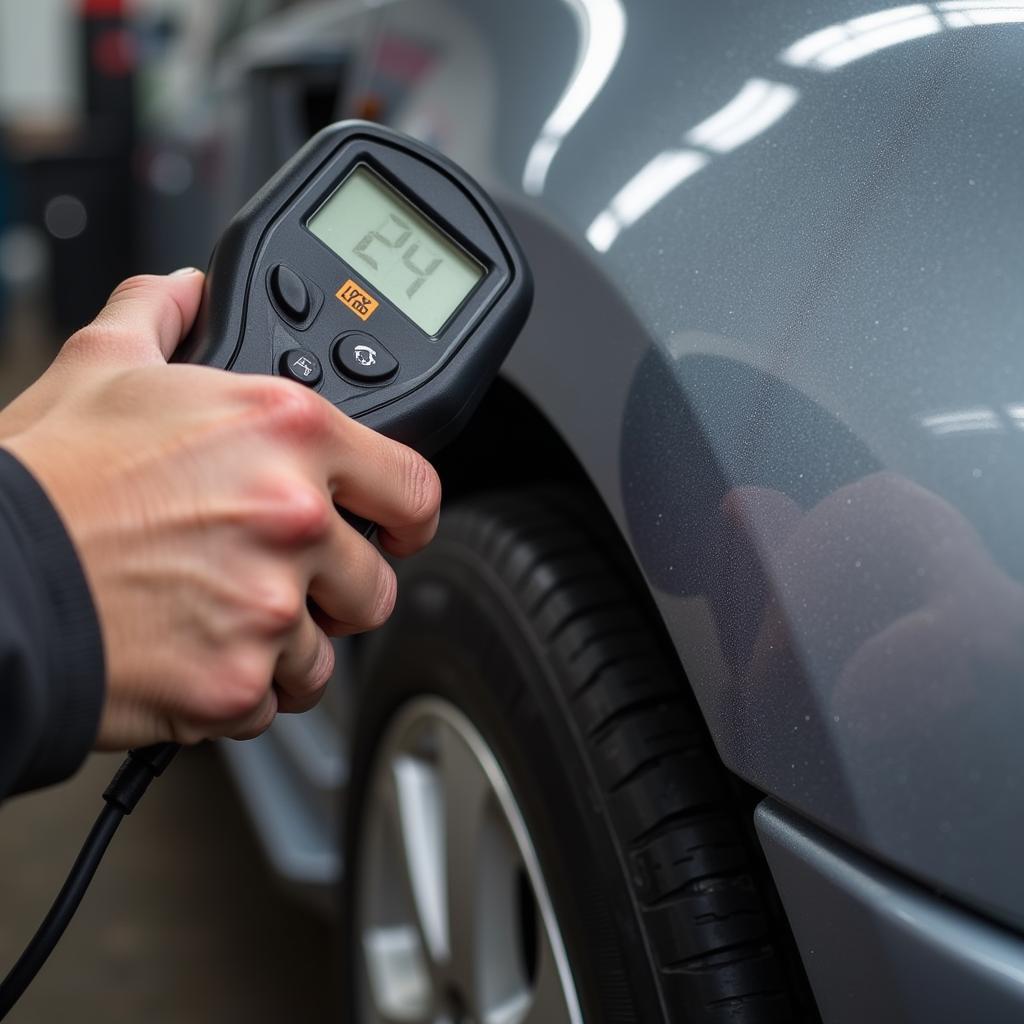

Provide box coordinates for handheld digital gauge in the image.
[177,119,531,455]
[0,121,531,1020]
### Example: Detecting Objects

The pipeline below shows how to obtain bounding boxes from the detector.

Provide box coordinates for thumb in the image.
[84,268,205,365]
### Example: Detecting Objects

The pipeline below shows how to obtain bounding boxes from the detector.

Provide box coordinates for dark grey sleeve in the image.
[0,449,105,799]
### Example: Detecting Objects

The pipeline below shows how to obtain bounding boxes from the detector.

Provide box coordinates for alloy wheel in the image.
[356,697,582,1024]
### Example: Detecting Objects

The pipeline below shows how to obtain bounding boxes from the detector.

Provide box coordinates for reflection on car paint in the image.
[585,150,709,252]
[920,408,1003,434]
[780,1,1024,71]
[920,405,1024,435]
[684,78,801,154]
[780,4,947,69]
[586,1,1024,251]
[586,78,799,251]
[521,0,626,195]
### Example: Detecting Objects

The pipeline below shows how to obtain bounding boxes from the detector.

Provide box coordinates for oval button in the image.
[269,264,310,323]
[333,332,398,383]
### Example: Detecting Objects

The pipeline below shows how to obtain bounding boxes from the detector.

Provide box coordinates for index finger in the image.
[324,412,441,557]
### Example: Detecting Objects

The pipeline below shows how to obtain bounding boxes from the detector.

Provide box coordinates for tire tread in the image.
[447,488,808,1024]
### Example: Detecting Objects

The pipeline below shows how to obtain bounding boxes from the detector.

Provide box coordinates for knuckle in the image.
[168,720,208,746]
[110,273,156,299]
[201,652,271,721]
[64,322,158,367]
[232,698,277,741]
[238,473,333,547]
[257,379,329,440]
[251,580,305,634]
[367,560,398,629]
[227,658,271,713]
[278,483,332,543]
[100,275,177,338]
[61,324,111,361]
[239,375,285,408]
[286,642,335,707]
[308,639,336,693]
[62,325,93,353]
[400,451,442,526]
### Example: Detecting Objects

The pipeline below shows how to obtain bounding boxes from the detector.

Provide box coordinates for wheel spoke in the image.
[437,718,492,1002]
[484,990,532,1024]
[361,924,434,1024]
[392,753,449,964]
[360,769,437,1022]
[356,699,583,1024]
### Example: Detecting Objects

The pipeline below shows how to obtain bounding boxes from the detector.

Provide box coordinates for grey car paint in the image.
[756,800,1024,1023]
[366,0,1024,934]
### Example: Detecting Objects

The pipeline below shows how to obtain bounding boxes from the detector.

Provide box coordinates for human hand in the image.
[0,271,441,748]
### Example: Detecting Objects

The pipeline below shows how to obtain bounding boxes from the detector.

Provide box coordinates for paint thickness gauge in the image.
[0,122,532,1022]
[177,120,532,454]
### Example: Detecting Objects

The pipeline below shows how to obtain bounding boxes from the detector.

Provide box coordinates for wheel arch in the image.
[434,372,673,641]
[435,375,590,505]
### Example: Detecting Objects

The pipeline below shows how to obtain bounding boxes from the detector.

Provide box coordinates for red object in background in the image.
[92,28,136,77]
[30,0,140,334]
[77,0,136,117]
[80,0,127,16]
[353,94,384,122]
[375,35,436,82]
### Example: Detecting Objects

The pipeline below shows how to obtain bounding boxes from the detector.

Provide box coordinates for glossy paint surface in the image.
[372,0,1024,929]
[757,800,1024,1023]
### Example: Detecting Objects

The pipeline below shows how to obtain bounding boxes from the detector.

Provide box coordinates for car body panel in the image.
[365,0,1024,932]
[175,0,1024,951]
[756,799,1024,1024]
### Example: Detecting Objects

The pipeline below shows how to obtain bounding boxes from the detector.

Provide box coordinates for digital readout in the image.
[307,165,483,335]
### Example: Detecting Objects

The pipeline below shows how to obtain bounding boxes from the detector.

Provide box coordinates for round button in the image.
[280,348,322,386]
[269,264,310,323]
[333,332,398,383]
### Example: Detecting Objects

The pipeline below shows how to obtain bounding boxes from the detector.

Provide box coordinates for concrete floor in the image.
[0,748,338,1023]
[0,300,339,1021]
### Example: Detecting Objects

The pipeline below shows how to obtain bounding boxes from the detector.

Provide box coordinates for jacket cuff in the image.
[0,449,105,793]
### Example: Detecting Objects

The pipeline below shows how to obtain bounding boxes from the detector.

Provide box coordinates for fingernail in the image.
[170,266,199,276]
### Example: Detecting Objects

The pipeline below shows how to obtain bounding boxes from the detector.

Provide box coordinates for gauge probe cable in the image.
[0,742,180,1020]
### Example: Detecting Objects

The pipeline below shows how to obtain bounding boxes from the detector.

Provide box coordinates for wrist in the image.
[0,449,106,788]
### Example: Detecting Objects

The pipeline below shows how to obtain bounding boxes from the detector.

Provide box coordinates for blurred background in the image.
[0,2,351,1019]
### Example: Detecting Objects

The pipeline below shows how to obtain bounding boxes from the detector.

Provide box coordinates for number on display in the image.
[353,214,443,298]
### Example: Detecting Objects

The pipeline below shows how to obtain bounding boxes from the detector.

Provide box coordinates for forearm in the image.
[0,449,104,799]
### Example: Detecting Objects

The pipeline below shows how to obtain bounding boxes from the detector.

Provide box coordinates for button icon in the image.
[353,344,377,367]
[280,348,323,386]
[333,332,398,383]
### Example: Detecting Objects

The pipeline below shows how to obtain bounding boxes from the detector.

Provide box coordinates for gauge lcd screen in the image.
[308,165,484,335]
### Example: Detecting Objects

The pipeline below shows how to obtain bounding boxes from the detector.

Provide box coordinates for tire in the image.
[342,488,809,1023]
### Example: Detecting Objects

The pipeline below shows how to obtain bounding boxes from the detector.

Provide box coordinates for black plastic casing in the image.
[175,121,532,456]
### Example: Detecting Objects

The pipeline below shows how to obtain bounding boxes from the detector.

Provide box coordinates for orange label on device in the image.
[336,279,379,321]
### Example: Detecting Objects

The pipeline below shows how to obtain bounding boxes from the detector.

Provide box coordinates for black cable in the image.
[0,804,122,1019]
[0,742,180,1021]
